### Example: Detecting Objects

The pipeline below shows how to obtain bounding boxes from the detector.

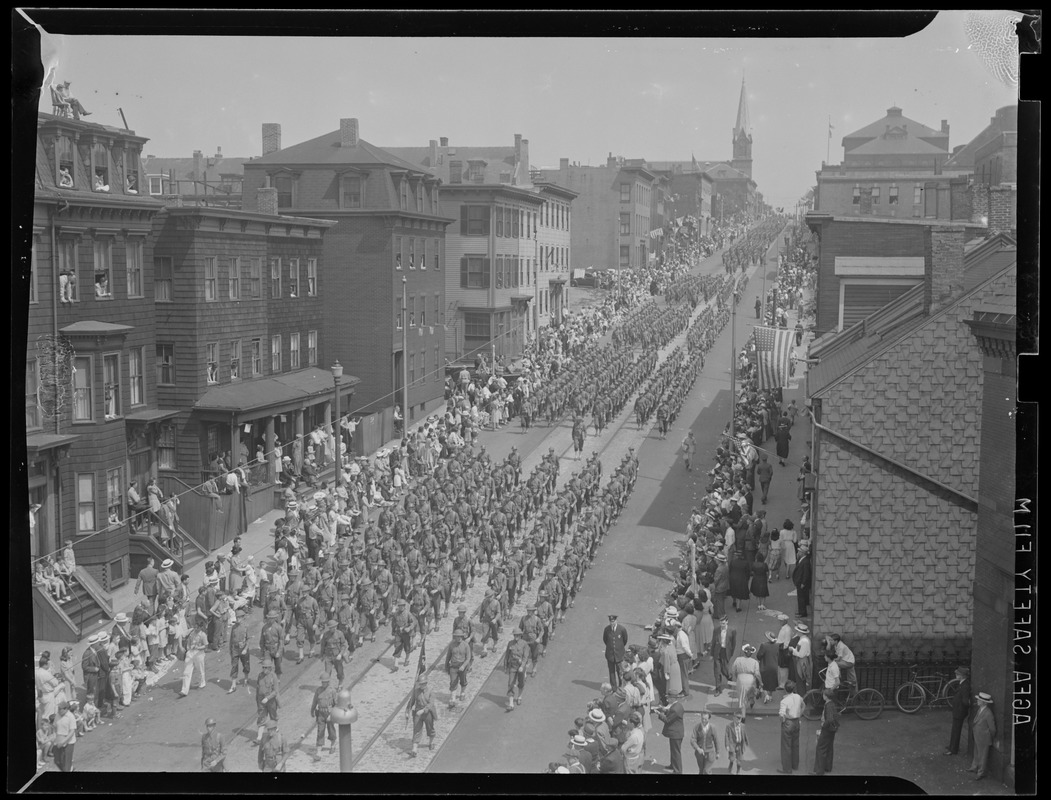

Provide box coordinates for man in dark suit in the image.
[656,696,685,774]
[602,614,628,688]
[711,615,738,695]
[711,553,729,619]
[792,541,813,617]
[944,666,972,756]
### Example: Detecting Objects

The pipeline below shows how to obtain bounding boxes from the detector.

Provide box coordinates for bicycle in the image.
[802,668,885,721]
[894,664,964,714]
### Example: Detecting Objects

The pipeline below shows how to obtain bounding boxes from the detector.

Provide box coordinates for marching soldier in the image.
[390,599,418,671]
[291,590,321,664]
[504,629,530,711]
[227,607,251,693]
[258,719,286,772]
[259,610,285,677]
[409,578,433,634]
[254,656,281,747]
[200,717,226,772]
[310,674,339,761]
[478,589,502,657]
[319,618,349,685]
[445,630,473,708]
[407,676,439,757]
[519,605,545,677]
[337,591,362,651]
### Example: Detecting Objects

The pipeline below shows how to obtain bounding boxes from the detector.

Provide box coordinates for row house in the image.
[241,120,453,423]
[28,112,167,601]
[149,202,354,547]
[385,134,577,359]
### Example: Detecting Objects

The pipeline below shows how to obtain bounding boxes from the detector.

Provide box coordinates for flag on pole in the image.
[753,325,794,390]
[416,632,427,677]
[691,152,699,171]
[828,119,834,140]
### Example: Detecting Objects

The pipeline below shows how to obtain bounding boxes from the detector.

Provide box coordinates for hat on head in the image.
[795,623,809,634]
[719,615,729,623]
[267,611,279,620]
[216,553,226,560]
[58,700,70,710]
[742,644,757,655]
[261,655,273,667]
[205,717,217,726]
[608,614,618,620]
[588,708,606,723]
[778,613,790,622]
[665,606,678,616]
[956,666,971,677]
[87,633,100,644]
[512,629,524,637]
[457,604,467,612]
[715,553,727,562]
[97,632,110,643]
[569,734,588,748]
[161,559,174,569]
[975,692,993,704]
[319,674,331,683]
[452,630,464,638]
[326,619,337,628]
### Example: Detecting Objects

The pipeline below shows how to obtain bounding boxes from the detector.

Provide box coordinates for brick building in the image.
[963,283,1017,786]
[804,229,1016,656]
[536,156,654,272]
[241,120,453,420]
[28,112,167,597]
[384,134,577,359]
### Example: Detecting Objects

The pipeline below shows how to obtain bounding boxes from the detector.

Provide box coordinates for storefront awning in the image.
[193,368,361,421]
[26,432,80,455]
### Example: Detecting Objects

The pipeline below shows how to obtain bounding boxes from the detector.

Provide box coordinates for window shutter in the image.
[482,258,491,288]
[481,207,490,235]
[460,256,468,289]
[460,205,469,236]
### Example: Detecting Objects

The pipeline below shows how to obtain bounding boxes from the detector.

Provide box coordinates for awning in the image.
[193,367,361,420]
[59,321,134,335]
[26,432,80,454]
[510,294,534,303]
[124,408,181,424]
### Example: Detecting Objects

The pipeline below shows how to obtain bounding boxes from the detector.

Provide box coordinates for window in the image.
[463,206,491,236]
[288,258,300,298]
[434,346,440,377]
[416,182,424,212]
[394,236,402,270]
[251,338,263,376]
[852,186,861,205]
[409,296,416,327]
[204,257,217,301]
[889,185,899,205]
[512,209,519,239]
[206,343,219,384]
[73,355,93,421]
[229,340,241,380]
[129,348,144,406]
[468,161,485,183]
[408,352,415,386]
[872,186,881,205]
[620,213,631,235]
[395,302,403,330]
[126,239,143,297]
[155,256,173,302]
[409,239,416,270]
[270,258,282,298]
[93,238,113,299]
[620,184,631,203]
[76,473,95,533]
[495,256,503,289]
[29,239,38,304]
[913,186,922,205]
[157,344,175,385]
[449,160,462,183]
[290,332,301,369]
[464,313,490,351]
[158,425,176,470]
[56,135,75,186]
[307,258,317,296]
[249,258,262,298]
[620,245,630,267]
[434,242,440,272]
[274,175,293,208]
[341,175,362,209]
[271,335,282,373]
[106,468,122,527]
[495,206,504,237]
[400,179,409,210]
[228,256,240,299]
[148,176,163,195]
[434,293,441,325]
[307,330,317,366]
[26,358,40,430]
[91,143,110,192]
[124,149,140,196]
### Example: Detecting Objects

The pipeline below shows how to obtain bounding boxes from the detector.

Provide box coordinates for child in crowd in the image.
[116,649,134,706]
[36,717,54,768]
[70,700,87,736]
[82,694,101,731]
[130,657,149,698]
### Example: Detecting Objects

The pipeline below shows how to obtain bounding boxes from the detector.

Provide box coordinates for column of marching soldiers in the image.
[241,222,779,768]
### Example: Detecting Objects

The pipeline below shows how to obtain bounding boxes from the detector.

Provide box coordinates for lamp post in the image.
[331,361,343,487]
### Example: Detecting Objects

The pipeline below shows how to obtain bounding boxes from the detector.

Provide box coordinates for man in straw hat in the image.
[789,622,813,693]
[967,691,997,780]
[944,666,972,756]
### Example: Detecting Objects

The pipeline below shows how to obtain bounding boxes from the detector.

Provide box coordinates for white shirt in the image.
[674,628,694,658]
[779,692,804,720]
[834,641,855,666]
[824,660,841,689]
[776,623,793,647]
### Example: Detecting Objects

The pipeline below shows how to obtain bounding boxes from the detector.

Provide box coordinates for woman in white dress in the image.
[780,519,797,580]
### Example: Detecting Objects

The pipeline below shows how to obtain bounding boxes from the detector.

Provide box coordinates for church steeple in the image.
[731,75,753,179]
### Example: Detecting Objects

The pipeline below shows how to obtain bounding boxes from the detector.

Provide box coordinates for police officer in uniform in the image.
[310,674,339,761]
[201,717,226,771]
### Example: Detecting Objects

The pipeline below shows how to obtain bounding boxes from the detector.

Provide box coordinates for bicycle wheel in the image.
[854,688,885,720]
[894,682,926,713]
[802,689,824,721]
[940,677,964,706]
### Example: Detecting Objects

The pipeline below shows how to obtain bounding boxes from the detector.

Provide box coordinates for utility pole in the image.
[729,277,739,440]
[401,277,409,438]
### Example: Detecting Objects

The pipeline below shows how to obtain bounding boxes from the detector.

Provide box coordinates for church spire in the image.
[734,75,750,138]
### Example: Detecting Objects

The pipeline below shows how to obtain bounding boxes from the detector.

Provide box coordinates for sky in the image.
[27,10,1022,212]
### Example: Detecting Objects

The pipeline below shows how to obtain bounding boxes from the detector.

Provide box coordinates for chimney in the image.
[560,158,569,171]
[262,123,281,155]
[924,226,966,313]
[193,150,203,179]
[520,138,530,184]
[215,146,222,158]
[607,152,618,168]
[941,119,949,135]
[429,139,438,167]
[341,118,359,148]
[257,186,279,217]
[439,137,449,147]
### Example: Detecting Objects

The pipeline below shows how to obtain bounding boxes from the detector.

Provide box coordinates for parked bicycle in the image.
[894,664,964,714]
[802,668,885,721]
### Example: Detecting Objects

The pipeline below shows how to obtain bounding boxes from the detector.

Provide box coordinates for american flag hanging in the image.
[753,325,794,390]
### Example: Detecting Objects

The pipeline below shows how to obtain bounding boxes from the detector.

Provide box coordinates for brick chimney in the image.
[193,149,203,179]
[262,123,281,155]
[216,146,222,158]
[257,187,279,216]
[987,186,1016,234]
[924,225,966,313]
[607,152,617,168]
[560,158,569,171]
[429,139,438,167]
[520,138,530,184]
[941,119,950,136]
[439,137,449,147]
[341,118,359,148]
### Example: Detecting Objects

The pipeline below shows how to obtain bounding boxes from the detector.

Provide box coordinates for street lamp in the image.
[331,361,343,487]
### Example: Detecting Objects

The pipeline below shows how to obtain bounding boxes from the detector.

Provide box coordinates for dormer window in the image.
[340,174,363,209]
[56,135,75,188]
[91,143,110,192]
[468,161,485,183]
[274,174,293,208]
[124,149,140,195]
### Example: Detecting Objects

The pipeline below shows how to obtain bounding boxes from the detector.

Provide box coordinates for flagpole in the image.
[827,115,831,165]
[729,277,738,440]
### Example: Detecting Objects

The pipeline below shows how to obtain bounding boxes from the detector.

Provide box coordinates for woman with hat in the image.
[968,691,997,780]
[658,632,683,700]
[696,584,715,658]
[728,551,751,613]
[732,644,763,718]
[749,550,770,611]
[757,632,780,703]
